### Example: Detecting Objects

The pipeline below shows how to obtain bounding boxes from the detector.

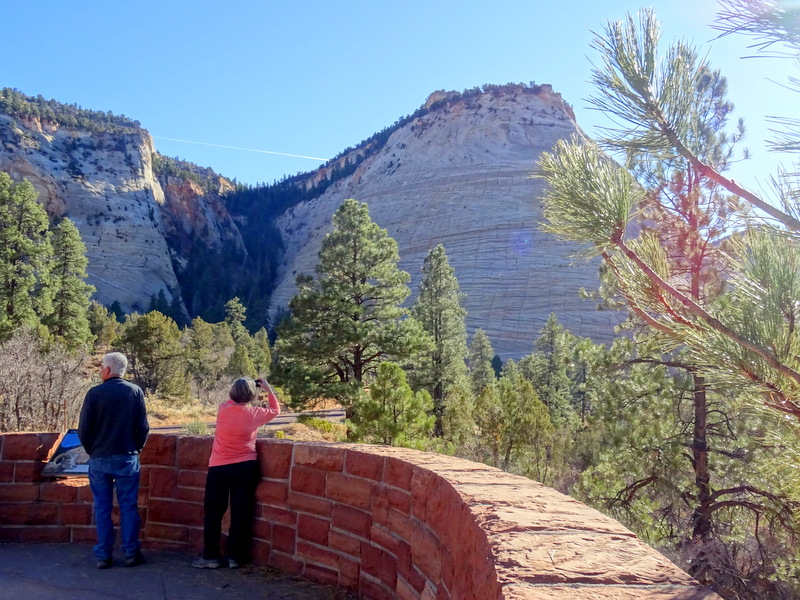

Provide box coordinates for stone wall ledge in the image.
[0,432,721,600]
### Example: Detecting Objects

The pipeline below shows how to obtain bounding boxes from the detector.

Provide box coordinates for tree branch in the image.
[601,251,678,335]
[611,475,658,506]
[640,76,800,231]
[614,236,800,390]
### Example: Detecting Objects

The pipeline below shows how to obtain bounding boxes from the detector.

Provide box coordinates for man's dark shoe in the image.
[96,558,112,569]
[124,552,144,567]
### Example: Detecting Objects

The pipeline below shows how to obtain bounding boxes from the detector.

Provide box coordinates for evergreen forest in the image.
[1,3,800,599]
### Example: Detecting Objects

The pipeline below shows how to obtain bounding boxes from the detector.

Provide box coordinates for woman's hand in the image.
[254,378,280,413]
[255,378,276,396]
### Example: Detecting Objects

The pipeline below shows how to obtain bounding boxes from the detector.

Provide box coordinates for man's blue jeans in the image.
[88,455,141,560]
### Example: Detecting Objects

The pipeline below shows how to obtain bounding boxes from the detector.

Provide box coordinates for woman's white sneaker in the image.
[192,557,220,569]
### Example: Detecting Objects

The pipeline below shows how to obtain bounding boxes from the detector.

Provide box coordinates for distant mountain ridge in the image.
[0,85,618,358]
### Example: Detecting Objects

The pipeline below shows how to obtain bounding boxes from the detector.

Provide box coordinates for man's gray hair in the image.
[102,352,128,377]
[230,378,257,404]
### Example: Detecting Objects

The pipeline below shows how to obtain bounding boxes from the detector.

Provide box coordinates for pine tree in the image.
[250,327,272,376]
[108,301,124,322]
[0,174,52,340]
[468,329,495,396]
[473,382,503,466]
[87,301,119,349]
[352,361,435,446]
[411,244,468,435]
[148,289,170,315]
[539,8,800,594]
[519,314,579,427]
[43,218,95,349]
[441,373,476,454]
[539,7,800,423]
[275,199,431,418]
[226,343,256,378]
[475,360,553,471]
[116,311,185,395]
[573,336,800,599]
[185,316,234,398]
[491,355,503,378]
[224,297,248,343]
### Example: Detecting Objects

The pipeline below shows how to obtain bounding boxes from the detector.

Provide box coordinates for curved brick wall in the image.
[0,432,719,599]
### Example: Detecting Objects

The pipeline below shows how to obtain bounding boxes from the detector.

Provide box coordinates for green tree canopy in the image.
[539,6,800,595]
[275,198,431,417]
[519,314,579,427]
[224,297,248,343]
[468,328,495,396]
[43,218,95,349]
[87,301,119,349]
[0,173,52,340]
[573,336,800,599]
[185,316,234,398]
[411,244,468,434]
[475,360,552,471]
[115,311,185,395]
[226,343,256,379]
[352,361,435,446]
[441,373,476,454]
[250,327,272,376]
[539,6,800,423]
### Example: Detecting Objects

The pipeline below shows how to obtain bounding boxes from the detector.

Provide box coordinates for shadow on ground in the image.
[0,542,353,600]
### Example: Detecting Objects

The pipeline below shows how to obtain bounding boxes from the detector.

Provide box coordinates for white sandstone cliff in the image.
[271,86,619,359]
[0,113,243,317]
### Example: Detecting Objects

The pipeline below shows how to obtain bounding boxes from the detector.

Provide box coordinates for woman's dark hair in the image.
[229,378,257,404]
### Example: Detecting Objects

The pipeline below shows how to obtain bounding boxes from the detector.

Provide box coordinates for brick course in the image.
[0,432,721,600]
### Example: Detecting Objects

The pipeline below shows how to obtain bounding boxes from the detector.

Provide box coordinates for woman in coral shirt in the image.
[193,377,280,569]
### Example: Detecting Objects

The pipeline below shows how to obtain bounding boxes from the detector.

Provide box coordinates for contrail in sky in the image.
[153,136,328,162]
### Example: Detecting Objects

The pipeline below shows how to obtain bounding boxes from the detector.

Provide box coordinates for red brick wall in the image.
[0,433,720,600]
[0,432,97,545]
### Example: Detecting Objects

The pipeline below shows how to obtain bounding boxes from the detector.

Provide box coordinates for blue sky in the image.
[3,1,796,192]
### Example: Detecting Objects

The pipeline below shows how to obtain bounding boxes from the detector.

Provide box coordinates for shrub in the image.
[181,420,209,435]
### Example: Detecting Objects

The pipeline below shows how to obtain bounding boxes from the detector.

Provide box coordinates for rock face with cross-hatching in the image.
[269,85,620,359]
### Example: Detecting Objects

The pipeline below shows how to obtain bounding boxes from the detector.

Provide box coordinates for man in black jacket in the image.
[78,352,149,569]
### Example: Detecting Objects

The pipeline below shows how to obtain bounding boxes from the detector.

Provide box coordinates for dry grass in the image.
[301,397,343,412]
[146,392,347,442]
[145,395,217,427]
[139,379,348,442]
[260,422,347,442]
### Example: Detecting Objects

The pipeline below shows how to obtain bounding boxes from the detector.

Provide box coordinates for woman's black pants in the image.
[202,459,260,562]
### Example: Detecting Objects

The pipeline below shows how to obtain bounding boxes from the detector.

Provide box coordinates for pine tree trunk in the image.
[433,380,444,436]
[687,372,714,584]
[690,372,712,539]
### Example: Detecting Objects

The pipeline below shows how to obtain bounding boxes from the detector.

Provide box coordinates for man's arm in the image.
[77,394,95,455]
[133,391,149,451]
